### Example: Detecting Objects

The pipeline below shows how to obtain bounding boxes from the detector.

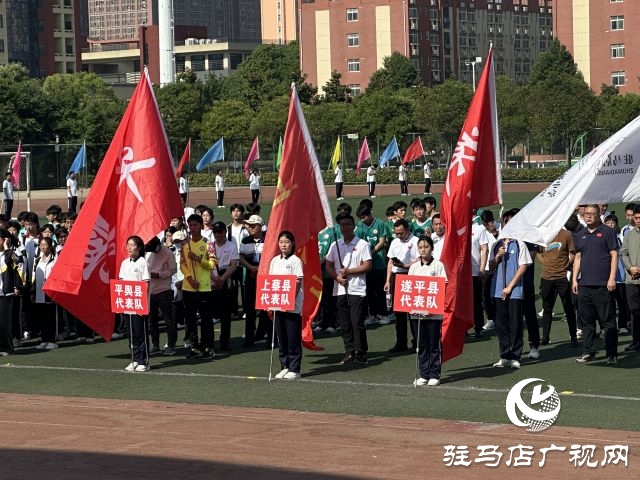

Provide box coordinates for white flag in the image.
[501,114,640,246]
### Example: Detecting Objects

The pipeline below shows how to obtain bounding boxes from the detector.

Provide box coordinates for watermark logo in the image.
[506,378,561,432]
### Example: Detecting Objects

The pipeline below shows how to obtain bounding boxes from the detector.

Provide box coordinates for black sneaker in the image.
[576,353,594,363]
[624,343,640,352]
[199,348,215,360]
[340,353,354,364]
[606,355,618,365]
[540,337,550,346]
[569,337,579,348]
[388,344,409,353]
[355,352,368,364]
[185,347,202,359]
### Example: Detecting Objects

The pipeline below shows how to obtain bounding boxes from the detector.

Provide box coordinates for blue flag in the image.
[68,142,86,177]
[196,138,225,171]
[378,137,400,167]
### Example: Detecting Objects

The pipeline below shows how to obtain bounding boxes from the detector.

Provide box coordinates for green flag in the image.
[275,136,283,171]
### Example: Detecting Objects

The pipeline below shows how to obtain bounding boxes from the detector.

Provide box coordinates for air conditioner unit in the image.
[199,39,206,44]
[185,38,197,45]
[206,39,213,44]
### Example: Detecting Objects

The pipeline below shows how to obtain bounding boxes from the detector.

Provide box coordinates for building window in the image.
[349,84,361,96]
[208,53,223,70]
[610,0,623,3]
[611,44,624,59]
[191,54,205,71]
[0,14,3,28]
[347,33,359,47]
[346,8,358,22]
[347,58,360,72]
[610,15,624,30]
[230,53,243,70]
[611,71,626,86]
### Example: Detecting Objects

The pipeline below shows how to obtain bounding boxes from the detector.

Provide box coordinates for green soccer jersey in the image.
[356,218,388,270]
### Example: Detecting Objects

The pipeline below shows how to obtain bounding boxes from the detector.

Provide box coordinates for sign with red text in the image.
[256,274,296,311]
[110,280,149,314]
[393,275,445,314]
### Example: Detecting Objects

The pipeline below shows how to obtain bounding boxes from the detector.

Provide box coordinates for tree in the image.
[495,75,529,156]
[0,64,54,144]
[250,95,290,142]
[597,92,640,134]
[201,73,224,106]
[414,79,473,153]
[527,73,599,160]
[303,101,353,139]
[42,72,124,146]
[529,39,581,85]
[220,42,315,110]
[321,71,351,103]
[366,52,422,93]
[349,89,415,143]
[155,80,204,146]
[200,100,254,145]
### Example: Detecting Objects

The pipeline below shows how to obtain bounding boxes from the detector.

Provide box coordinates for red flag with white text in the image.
[257,84,333,350]
[244,136,260,178]
[44,70,184,340]
[175,138,191,178]
[401,137,425,165]
[355,138,370,175]
[440,47,502,362]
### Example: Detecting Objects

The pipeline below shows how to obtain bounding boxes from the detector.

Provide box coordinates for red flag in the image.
[355,137,370,175]
[43,70,183,341]
[243,136,260,178]
[401,137,424,165]
[175,138,191,178]
[440,47,502,362]
[11,141,21,188]
[258,84,333,350]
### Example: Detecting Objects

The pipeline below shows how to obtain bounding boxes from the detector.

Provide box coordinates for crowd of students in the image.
[0,195,637,384]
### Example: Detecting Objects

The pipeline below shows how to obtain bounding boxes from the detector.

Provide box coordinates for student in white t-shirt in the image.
[423,162,432,194]
[215,169,225,208]
[2,172,14,218]
[334,161,344,200]
[398,164,408,196]
[408,235,447,387]
[178,174,189,204]
[270,231,304,380]
[66,172,78,213]
[366,165,376,198]
[119,235,151,373]
[249,168,260,203]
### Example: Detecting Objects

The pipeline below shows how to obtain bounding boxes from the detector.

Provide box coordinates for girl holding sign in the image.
[269,231,304,380]
[119,235,151,372]
[408,236,447,386]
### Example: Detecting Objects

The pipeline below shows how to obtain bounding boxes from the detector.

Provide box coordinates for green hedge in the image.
[186,166,568,187]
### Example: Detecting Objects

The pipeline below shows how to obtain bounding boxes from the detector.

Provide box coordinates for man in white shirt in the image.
[326,213,372,365]
[227,204,249,318]
[215,169,225,208]
[398,164,408,196]
[211,221,239,351]
[385,218,419,352]
[423,162,432,194]
[334,161,344,200]
[2,172,13,218]
[66,172,78,213]
[178,174,189,204]
[366,165,376,198]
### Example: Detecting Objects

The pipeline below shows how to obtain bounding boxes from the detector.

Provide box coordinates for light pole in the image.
[465,56,482,91]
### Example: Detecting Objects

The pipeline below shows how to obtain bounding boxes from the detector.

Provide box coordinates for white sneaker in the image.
[84,337,95,344]
[377,315,391,325]
[427,378,440,386]
[510,360,521,369]
[528,347,540,360]
[23,332,31,340]
[45,342,59,350]
[212,318,220,324]
[134,364,150,372]
[283,371,301,380]
[275,368,289,379]
[576,329,583,340]
[493,359,510,368]
[483,320,495,330]
[364,315,379,326]
[313,326,323,333]
[325,327,337,334]
[125,362,139,372]
[538,309,544,318]
[619,327,629,335]
[35,342,48,350]
[111,332,123,340]
[413,378,428,387]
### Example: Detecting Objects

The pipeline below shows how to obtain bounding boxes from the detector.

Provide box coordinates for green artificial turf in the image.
[5,190,638,431]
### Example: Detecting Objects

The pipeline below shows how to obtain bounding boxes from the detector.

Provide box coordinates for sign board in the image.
[392,275,445,315]
[110,280,149,315]
[255,274,297,311]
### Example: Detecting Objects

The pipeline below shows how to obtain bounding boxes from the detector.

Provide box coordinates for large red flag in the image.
[355,137,370,175]
[440,47,502,362]
[11,141,21,188]
[401,137,425,165]
[243,136,260,178]
[175,138,191,178]
[257,84,333,350]
[44,70,184,341]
